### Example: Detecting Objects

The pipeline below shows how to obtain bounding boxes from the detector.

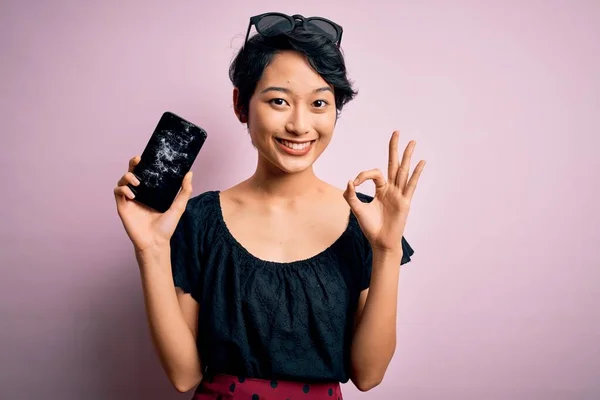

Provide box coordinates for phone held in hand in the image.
[128,111,207,213]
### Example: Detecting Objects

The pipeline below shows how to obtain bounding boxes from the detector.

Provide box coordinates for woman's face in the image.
[236,50,337,175]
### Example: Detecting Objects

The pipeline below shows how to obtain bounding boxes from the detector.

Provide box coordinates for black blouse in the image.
[170,190,414,384]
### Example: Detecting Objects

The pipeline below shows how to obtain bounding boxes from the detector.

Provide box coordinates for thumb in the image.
[170,171,194,215]
[343,180,365,214]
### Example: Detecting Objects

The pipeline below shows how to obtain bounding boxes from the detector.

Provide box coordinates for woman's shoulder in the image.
[175,190,222,240]
[184,190,220,216]
[173,190,224,250]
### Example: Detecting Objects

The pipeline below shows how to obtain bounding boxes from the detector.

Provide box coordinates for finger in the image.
[113,185,136,200]
[114,187,127,208]
[395,140,416,188]
[115,194,126,209]
[354,169,386,189]
[387,131,400,183]
[128,156,141,173]
[117,172,141,187]
[404,160,426,199]
[343,179,366,214]
[169,171,194,215]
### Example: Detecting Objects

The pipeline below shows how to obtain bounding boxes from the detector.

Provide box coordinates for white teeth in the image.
[281,140,311,150]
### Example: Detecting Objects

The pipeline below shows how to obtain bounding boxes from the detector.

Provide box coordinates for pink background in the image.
[2,0,599,399]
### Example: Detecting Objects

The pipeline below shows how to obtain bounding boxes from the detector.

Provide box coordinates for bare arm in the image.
[350,249,402,392]
[136,247,203,393]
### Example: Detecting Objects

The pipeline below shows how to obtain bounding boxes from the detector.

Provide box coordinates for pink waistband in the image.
[192,373,343,399]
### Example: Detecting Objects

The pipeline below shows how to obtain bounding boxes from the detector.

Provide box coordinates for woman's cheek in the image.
[254,104,285,128]
[316,114,336,136]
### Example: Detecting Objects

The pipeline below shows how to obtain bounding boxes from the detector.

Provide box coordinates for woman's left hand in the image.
[344,131,426,254]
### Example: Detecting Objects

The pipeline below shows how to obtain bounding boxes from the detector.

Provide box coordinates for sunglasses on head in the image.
[244,12,343,47]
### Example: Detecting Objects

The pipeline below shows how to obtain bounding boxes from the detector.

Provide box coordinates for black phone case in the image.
[127,112,207,213]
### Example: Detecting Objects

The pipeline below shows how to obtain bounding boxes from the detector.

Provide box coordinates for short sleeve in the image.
[359,235,415,291]
[355,192,416,291]
[170,201,202,299]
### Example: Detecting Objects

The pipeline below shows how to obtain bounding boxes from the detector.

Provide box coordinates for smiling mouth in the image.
[275,138,316,150]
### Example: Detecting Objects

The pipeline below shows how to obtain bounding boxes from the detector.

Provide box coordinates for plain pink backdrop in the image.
[2,0,599,399]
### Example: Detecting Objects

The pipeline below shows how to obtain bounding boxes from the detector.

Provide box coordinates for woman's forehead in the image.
[258,51,331,93]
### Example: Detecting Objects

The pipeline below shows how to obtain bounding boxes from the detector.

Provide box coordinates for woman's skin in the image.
[114,49,425,393]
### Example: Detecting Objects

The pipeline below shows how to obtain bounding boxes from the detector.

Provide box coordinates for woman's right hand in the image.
[114,155,194,253]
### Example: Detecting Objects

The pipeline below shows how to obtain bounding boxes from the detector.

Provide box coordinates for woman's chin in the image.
[260,153,314,175]
[275,158,315,174]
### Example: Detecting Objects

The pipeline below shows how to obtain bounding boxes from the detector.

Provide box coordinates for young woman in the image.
[114,12,425,400]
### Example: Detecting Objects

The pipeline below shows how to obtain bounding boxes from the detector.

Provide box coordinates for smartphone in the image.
[127,111,207,213]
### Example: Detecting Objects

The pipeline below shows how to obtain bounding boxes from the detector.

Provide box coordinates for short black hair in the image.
[229,28,358,121]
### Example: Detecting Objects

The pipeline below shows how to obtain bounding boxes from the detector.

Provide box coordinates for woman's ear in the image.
[232,88,247,123]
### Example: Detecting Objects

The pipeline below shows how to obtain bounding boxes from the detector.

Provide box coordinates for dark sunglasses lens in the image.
[256,15,293,36]
[306,20,339,41]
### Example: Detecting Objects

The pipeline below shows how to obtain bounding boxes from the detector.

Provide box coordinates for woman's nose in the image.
[285,111,310,135]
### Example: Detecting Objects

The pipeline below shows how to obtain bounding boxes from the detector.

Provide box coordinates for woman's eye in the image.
[313,100,329,108]
[269,98,288,106]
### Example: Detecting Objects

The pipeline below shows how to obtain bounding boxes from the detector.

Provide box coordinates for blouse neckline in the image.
[212,190,355,268]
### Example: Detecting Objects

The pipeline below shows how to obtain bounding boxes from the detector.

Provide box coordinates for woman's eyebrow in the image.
[259,86,333,95]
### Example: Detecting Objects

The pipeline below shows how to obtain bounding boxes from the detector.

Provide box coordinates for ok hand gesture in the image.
[343,131,425,253]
